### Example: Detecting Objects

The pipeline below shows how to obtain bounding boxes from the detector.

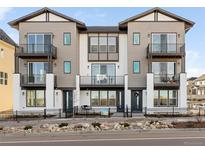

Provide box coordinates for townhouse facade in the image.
[9,7,194,114]
[187,75,205,108]
[0,29,16,112]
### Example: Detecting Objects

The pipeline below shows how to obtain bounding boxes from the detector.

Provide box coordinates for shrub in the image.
[119,122,130,128]
[59,123,68,128]
[0,126,3,131]
[24,125,33,130]
[91,122,101,128]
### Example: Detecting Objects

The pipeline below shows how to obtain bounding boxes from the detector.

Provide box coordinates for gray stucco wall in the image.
[19,22,79,88]
[127,21,185,89]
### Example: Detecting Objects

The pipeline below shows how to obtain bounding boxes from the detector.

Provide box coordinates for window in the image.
[152,62,176,83]
[0,72,8,85]
[91,64,116,84]
[152,33,177,53]
[108,37,117,52]
[133,61,140,74]
[89,36,118,53]
[90,37,98,52]
[99,37,107,52]
[64,61,71,74]
[91,91,117,107]
[133,33,140,45]
[91,91,99,106]
[27,33,52,53]
[154,90,178,107]
[27,62,48,84]
[108,91,116,106]
[64,33,71,45]
[100,91,107,106]
[26,90,45,107]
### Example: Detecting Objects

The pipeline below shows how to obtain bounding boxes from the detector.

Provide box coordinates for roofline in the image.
[8,7,86,28]
[0,28,18,47]
[119,7,195,28]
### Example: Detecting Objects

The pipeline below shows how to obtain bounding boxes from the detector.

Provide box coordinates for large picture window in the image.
[154,90,178,107]
[89,36,117,53]
[26,90,45,107]
[91,91,116,107]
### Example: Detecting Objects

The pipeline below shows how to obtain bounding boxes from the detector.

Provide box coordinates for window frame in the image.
[64,61,71,74]
[63,32,71,46]
[133,32,140,45]
[133,61,140,74]
[26,90,46,107]
[154,90,178,107]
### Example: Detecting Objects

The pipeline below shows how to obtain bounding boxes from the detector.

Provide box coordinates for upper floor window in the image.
[64,33,71,45]
[27,33,52,53]
[133,33,140,45]
[133,61,140,74]
[89,36,118,53]
[64,61,71,74]
[0,72,8,85]
[151,33,177,53]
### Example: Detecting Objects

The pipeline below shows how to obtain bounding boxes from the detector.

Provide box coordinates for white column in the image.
[124,74,131,108]
[75,75,80,107]
[179,73,187,108]
[13,74,21,111]
[46,74,54,109]
[146,73,154,109]
[142,90,147,112]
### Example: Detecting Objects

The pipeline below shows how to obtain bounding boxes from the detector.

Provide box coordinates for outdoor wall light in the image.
[87,65,90,69]
[178,34,180,38]
[24,63,27,67]
[54,62,57,67]
[22,91,25,95]
[56,91,58,95]
[148,34,151,38]
[118,65,120,69]
[86,92,89,96]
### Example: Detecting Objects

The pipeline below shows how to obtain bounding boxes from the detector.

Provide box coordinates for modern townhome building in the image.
[187,75,205,108]
[9,7,194,114]
[0,29,17,112]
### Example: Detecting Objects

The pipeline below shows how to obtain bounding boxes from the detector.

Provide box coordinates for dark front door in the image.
[117,91,124,112]
[63,91,73,113]
[131,90,142,112]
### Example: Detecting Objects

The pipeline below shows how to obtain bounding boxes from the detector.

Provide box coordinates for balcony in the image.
[147,44,185,58]
[80,75,124,87]
[21,74,57,88]
[154,74,180,88]
[16,44,57,59]
[88,52,119,61]
[21,74,46,87]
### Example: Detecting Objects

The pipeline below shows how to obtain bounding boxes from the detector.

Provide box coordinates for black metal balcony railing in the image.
[80,76,124,86]
[21,74,46,85]
[154,74,179,85]
[147,43,185,54]
[16,44,57,57]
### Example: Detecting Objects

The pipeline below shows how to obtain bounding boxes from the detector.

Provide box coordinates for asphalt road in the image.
[1,129,205,146]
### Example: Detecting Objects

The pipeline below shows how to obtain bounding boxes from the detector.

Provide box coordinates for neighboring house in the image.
[9,7,194,114]
[0,29,17,112]
[187,74,205,108]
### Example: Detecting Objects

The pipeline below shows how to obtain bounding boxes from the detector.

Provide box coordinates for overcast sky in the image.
[0,7,204,78]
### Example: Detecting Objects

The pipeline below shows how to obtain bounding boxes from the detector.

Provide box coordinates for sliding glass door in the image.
[27,62,48,84]
[152,33,177,53]
[27,34,52,53]
[91,64,115,84]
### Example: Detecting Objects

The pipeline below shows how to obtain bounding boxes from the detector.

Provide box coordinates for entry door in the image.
[63,91,73,113]
[131,90,142,112]
[117,91,124,112]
